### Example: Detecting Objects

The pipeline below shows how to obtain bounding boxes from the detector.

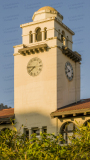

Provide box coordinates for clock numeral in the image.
[27,57,43,77]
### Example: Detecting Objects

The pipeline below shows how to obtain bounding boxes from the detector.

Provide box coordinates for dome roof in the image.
[37,6,57,12]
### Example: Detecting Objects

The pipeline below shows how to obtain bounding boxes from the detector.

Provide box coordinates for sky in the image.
[0,0,90,108]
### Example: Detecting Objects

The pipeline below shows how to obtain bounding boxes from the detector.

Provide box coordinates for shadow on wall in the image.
[14,111,56,134]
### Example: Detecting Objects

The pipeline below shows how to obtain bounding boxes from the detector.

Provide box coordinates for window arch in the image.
[61,31,65,45]
[36,28,42,42]
[44,27,47,40]
[29,31,33,43]
[61,122,76,144]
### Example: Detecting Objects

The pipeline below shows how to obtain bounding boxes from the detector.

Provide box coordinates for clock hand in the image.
[27,66,35,68]
[66,66,70,73]
[66,68,70,73]
[67,69,70,72]
[30,66,35,72]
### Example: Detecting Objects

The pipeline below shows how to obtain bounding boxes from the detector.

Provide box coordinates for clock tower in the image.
[13,6,81,135]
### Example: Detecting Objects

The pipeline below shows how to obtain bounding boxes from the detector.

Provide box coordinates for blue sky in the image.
[0,0,90,108]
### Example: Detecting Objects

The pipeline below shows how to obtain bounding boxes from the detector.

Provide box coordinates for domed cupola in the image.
[32,6,63,22]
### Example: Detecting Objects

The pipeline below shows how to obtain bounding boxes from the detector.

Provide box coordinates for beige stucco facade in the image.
[13,6,82,135]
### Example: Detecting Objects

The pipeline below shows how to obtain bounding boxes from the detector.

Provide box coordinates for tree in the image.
[0,122,90,160]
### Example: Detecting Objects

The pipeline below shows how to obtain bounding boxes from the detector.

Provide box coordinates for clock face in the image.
[65,62,73,81]
[27,57,43,76]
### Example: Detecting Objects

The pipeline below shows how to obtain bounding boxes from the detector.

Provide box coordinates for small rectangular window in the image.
[24,128,29,139]
[32,128,40,136]
[42,126,47,133]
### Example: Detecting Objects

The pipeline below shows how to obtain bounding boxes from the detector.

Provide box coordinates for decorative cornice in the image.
[13,53,20,56]
[61,46,81,62]
[55,17,75,35]
[20,17,55,28]
[20,16,74,36]
[18,43,47,56]
[46,36,57,41]
[13,44,23,48]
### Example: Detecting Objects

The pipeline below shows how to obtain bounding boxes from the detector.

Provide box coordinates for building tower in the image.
[13,6,81,136]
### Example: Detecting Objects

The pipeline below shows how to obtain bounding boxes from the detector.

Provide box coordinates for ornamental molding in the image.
[20,15,74,36]
[20,17,55,28]
[32,10,58,21]
[21,27,55,37]
[55,17,75,35]
[13,53,20,56]
[46,36,57,41]
[20,16,74,36]
[18,43,47,56]
[13,44,23,48]
[62,46,81,62]
[57,46,81,62]
[32,9,63,21]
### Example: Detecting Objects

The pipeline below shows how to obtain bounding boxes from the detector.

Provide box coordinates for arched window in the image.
[36,28,42,42]
[29,31,33,43]
[61,31,65,46]
[44,28,47,40]
[58,29,60,39]
[66,36,69,47]
[61,122,76,144]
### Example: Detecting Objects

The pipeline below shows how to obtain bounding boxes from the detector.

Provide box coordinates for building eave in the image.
[0,115,15,124]
[61,46,81,62]
[50,99,90,118]
[51,108,90,118]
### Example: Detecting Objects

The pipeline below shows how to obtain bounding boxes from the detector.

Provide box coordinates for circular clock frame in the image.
[27,57,43,77]
[65,62,73,81]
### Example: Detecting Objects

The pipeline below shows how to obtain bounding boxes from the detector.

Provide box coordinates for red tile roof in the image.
[0,108,14,118]
[51,99,90,117]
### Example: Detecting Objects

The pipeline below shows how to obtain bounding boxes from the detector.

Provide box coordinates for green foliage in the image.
[0,123,90,160]
[67,122,90,160]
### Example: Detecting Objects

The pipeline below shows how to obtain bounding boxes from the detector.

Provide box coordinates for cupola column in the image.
[33,32,36,43]
[42,30,44,41]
